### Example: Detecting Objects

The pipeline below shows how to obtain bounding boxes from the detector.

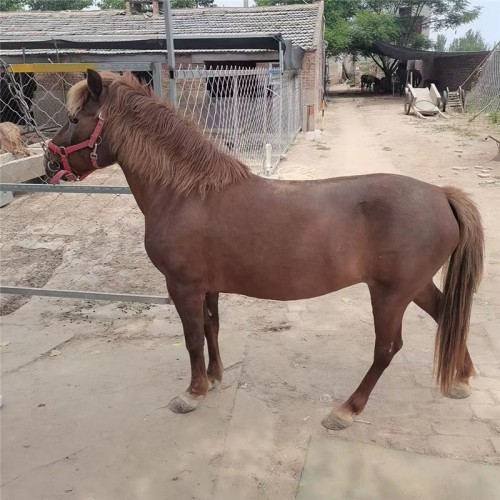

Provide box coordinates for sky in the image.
[436,0,499,47]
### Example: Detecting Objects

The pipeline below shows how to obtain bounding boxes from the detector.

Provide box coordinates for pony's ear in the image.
[87,69,103,100]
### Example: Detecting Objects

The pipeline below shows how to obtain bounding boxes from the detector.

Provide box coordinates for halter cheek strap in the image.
[47,113,105,184]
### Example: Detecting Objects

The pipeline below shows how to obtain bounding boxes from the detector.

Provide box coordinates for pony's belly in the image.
[219,264,360,301]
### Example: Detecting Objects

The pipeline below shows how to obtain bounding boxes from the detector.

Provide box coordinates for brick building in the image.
[1,3,325,125]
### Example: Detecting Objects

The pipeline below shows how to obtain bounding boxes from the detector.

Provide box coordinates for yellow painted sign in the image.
[7,63,97,74]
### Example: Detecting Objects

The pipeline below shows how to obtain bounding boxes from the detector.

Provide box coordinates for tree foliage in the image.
[448,29,489,52]
[1,0,215,11]
[170,0,214,7]
[98,0,124,8]
[256,0,481,77]
[24,0,93,9]
[0,0,23,11]
[434,33,447,51]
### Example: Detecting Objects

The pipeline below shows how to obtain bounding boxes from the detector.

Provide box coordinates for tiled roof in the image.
[0,3,322,51]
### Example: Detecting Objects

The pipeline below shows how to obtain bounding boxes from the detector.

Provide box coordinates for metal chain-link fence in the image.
[0,64,80,140]
[176,65,301,171]
[1,61,302,174]
[0,63,164,309]
[461,43,500,132]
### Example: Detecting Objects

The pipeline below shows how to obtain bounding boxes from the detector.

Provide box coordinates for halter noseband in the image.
[47,112,105,184]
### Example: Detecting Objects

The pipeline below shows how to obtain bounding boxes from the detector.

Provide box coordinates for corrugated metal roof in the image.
[0,48,273,56]
[0,4,322,51]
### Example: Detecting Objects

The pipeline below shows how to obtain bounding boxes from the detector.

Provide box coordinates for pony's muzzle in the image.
[44,154,61,178]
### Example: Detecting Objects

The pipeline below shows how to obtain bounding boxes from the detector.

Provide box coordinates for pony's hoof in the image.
[168,393,200,413]
[208,379,221,391]
[321,407,354,430]
[446,382,471,399]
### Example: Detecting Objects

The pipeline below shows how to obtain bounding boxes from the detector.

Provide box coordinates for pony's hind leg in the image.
[167,284,209,413]
[413,281,474,399]
[204,293,223,389]
[322,287,408,430]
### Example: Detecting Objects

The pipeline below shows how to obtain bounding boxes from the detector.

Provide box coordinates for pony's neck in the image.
[104,78,250,198]
[118,163,157,214]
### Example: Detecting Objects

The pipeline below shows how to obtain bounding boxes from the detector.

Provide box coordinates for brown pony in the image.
[45,70,484,430]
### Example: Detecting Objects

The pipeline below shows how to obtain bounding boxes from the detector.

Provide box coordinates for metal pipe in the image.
[263,143,272,175]
[163,0,177,104]
[0,183,131,194]
[0,286,172,305]
[232,74,239,155]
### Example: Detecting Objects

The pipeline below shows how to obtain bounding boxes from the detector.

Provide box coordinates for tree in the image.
[171,0,196,6]
[160,0,215,8]
[24,0,93,9]
[255,0,302,4]
[0,0,23,11]
[256,0,481,80]
[98,0,124,8]
[448,29,489,52]
[435,33,447,51]
[97,0,215,10]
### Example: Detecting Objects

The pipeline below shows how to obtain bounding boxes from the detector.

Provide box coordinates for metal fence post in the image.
[263,72,269,147]
[163,0,176,104]
[232,74,239,155]
[288,73,293,144]
[152,62,163,99]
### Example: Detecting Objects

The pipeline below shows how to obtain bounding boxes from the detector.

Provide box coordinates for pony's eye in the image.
[69,117,79,124]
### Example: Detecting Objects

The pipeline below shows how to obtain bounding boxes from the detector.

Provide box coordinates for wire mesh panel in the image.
[176,65,302,172]
[2,62,303,174]
[463,43,500,131]
[0,171,165,315]
[0,62,165,309]
[1,67,82,137]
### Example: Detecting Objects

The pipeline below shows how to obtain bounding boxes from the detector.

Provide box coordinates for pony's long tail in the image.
[435,187,484,394]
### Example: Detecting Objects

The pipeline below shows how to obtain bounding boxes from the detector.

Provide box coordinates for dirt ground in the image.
[1,88,499,499]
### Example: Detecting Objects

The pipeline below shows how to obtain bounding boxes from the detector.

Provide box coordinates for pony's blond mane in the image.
[67,71,119,117]
[68,72,250,197]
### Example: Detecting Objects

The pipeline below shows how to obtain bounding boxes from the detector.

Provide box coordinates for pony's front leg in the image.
[168,286,208,413]
[204,293,223,389]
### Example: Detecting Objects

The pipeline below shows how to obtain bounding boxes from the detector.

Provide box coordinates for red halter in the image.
[47,113,105,184]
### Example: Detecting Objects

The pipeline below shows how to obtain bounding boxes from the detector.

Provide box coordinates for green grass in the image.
[488,111,500,125]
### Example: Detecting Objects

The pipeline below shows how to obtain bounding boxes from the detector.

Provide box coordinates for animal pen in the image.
[0,60,302,309]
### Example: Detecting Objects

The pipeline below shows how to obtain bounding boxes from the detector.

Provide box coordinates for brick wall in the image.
[301,50,321,110]
[415,52,489,91]
[301,0,324,124]
[301,51,314,108]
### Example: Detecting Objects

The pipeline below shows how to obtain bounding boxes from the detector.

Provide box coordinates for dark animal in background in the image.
[424,79,440,90]
[411,69,422,88]
[361,74,380,92]
[396,68,422,96]
[397,66,407,96]
[379,77,387,93]
[0,72,37,125]
[132,71,154,87]
[361,74,370,90]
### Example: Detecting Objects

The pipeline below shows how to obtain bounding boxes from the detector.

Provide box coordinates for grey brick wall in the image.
[416,52,489,91]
